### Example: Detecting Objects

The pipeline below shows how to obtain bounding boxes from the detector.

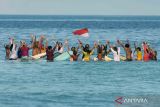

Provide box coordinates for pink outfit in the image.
[21,46,29,56]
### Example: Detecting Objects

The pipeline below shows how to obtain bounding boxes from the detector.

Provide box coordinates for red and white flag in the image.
[73,28,89,37]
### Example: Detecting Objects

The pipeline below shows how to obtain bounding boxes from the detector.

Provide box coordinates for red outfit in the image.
[71,55,78,61]
[20,46,29,57]
[46,47,56,61]
[143,54,149,61]
[149,52,154,60]
[143,44,149,61]
[46,49,54,61]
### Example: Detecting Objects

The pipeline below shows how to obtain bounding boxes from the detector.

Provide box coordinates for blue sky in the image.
[0,0,160,15]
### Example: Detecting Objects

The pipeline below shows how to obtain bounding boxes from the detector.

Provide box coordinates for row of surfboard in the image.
[30,51,73,61]
[93,55,126,61]
[29,51,126,61]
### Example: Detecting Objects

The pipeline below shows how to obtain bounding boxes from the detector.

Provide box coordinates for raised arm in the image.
[30,34,35,42]
[30,34,34,43]
[117,40,125,49]
[142,42,148,54]
[52,42,57,51]
[45,39,48,48]
[106,40,113,48]
[134,41,137,49]
[78,39,82,44]
[126,39,130,45]
[91,41,97,51]
[64,39,70,51]
[39,35,45,48]
[9,37,13,45]
[79,42,83,50]
[30,35,36,48]
[133,41,137,54]
[76,45,79,52]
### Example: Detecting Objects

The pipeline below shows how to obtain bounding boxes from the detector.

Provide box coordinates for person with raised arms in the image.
[106,40,120,62]
[20,40,31,60]
[46,40,57,62]
[153,50,157,61]
[79,41,96,62]
[148,45,157,61]
[134,41,142,61]
[4,38,12,60]
[38,35,47,53]
[142,42,150,62]
[117,40,132,61]
[30,35,39,56]
[65,40,79,61]
[95,41,104,61]
[101,43,109,59]
[4,44,11,60]
[9,38,18,60]
[56,41,64,54]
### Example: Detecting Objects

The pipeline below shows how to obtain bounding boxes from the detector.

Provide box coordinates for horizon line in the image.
[0,14,160,16]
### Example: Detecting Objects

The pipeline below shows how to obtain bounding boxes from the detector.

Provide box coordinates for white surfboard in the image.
[104,56,113,61]
[55,51,72,61]
[31,52,46,60]
[120,55,126,61]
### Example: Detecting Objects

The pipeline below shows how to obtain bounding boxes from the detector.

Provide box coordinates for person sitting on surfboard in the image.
[39,35,46,53]
[4,44,11,60]
[17,41,23,58]
[96,44,103,61]
[40,44,46,53]
[101,44,108,58]
[4,37,18,60]
[134,42,142,61]
[20,41,30,59]
[92,40,102,61]
[9,38,18,60]
[142,42,150,61]
[31,35,39,56]
[65,40,79,61]
[79,42,96,62]
[70,47,79,61]
[107,40,120,62]
[135,47,142,61]
[152,50,157,61]
[100,43,113,61]
[46,45,57,61]
[78,39,96,61]
[56,42,64,54]
[77,39,85,59]
[147,45,157,61]
[149,49,157,61]
[117,40,132,61]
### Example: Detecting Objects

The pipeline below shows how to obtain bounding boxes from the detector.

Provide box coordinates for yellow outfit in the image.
[82,50,93,61]
[137,51,142,61]
[41,48,46,53]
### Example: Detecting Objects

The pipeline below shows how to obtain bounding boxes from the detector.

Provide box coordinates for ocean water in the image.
[0,15,160,107]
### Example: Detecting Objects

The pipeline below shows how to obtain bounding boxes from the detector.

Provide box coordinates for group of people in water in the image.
[4,35,157,62]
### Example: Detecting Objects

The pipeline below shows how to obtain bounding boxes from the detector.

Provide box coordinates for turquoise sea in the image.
[0,15,160,107]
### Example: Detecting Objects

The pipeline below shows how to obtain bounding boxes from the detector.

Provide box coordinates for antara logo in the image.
[115,96,148,105]
[115,97,123,104]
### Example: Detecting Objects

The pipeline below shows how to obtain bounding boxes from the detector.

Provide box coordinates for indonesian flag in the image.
[73,28,89,37]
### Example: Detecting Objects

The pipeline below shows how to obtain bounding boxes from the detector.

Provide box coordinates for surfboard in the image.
[54,52,61,58]
[93,57,98,61]
[120,55,126,61]
[104,56,113,61]
[55,51,72,61]
[31,52,46,60]
[92,55,113,61]
[20,56,30,61]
